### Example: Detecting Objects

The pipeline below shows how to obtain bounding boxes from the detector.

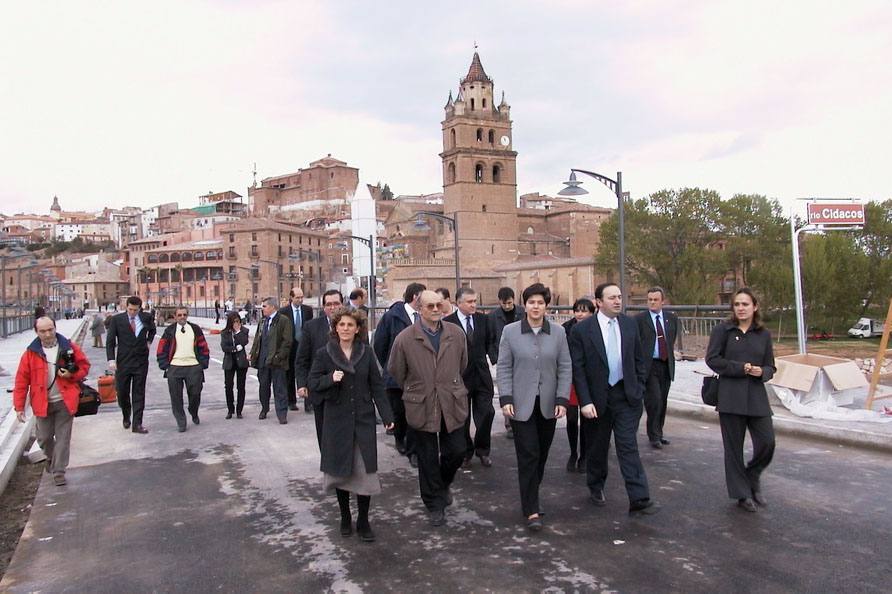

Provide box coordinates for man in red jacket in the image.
[14,316,91,486]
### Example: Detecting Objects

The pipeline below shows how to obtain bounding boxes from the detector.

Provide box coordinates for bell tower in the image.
[439,52,518,266]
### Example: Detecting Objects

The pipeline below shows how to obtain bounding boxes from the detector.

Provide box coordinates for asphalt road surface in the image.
[2,332,890,593]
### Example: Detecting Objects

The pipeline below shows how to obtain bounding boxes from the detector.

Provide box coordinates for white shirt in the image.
[404,303,418,323]
[596,311,622,355]
[43,344,63,402]
[649,309,664,359]
[129,313,143,336]
[456,310,474,334]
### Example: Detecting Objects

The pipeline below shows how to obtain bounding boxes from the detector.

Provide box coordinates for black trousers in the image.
[510,401,556,517]
[258,366,288,421]
[566,405,586,459]
[286,344,299,407]
[224,367,247,414]
[644,359,672,442]
[463,386,495,458]
[116,363,148,427]
[583,381,650,503]
[386,388,416,456]
[167,364,203,429]
[719,413,775,500]
[313,401,325,451]
[415,418,465,512]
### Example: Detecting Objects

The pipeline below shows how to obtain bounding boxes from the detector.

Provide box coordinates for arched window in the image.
[448,162,456,184]
[182,252,192,262]
[193,251,204,261]
[476,128,483,142]
[159,253,169,263]
[450,129,456,148]
[170,252,181,262]
[470,98,475,110]
[488,129,494,144]
[475,164,484,183]
[527,226,534,235]
[492,164,501,183]
[482,98,487,109]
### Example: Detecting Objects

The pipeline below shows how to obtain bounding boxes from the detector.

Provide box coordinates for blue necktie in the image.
[607,318,623,386]
[294,308,303,341]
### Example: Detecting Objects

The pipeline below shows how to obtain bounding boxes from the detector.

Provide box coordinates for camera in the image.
[57,349,79,374]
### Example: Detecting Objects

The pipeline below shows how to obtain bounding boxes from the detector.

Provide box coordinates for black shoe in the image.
[526,515,543,532]
[123,420,131,430]
[132,425,149,434]
[340,517,353,537]
[357,522,375,542]
[236,413,243,419]
[304,404,314,414]
[279,418,288,425]
[566,455,577,472]
[738,498,757,512]
[629,499,659,516]
[225,412,233,420]
[478,455,492,468]
[396,443,407,455]
[408,454,418,468]
[751,491,767,507]
[461,458,472,469]
[576,458,586,473]
[192,416,200,425]
[429,509,445,527]
[177,425,187,433]
[590,489,607,507]
[288,404,299,411]
[650,441,663,449]
[660,438,671,445]
[259,412,268,420]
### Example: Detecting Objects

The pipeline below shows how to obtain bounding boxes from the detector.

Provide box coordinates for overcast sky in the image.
[1,0,889,218]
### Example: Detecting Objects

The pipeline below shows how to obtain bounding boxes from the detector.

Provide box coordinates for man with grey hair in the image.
[635,286,679,449]
[156,307,210,432]
[250,296,294,423]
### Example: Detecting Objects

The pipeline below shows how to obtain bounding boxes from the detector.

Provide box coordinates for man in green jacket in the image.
[250,296,294,423]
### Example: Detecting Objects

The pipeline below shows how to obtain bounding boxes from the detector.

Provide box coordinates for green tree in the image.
[851,199,892,314]
[800,232,867,333]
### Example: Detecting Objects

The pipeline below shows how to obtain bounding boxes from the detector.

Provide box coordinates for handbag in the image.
[701,375,719,406]
[75,382,102,417]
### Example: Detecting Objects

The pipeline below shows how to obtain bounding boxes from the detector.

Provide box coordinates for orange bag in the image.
[97,374,117,404]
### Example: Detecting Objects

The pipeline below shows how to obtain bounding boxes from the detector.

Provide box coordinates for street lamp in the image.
[414,211,461,292]
[558,169,627,310]
[343,234,377,326]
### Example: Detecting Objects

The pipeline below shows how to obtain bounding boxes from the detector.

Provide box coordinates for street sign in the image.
[807,202,865,226]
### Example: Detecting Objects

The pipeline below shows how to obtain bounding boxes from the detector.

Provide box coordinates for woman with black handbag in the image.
[705,288,776,513]
[221,312,250,419]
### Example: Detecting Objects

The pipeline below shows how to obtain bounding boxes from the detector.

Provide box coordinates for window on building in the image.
[229,233,234,242]
[448,162,456,184]
[206,251,217,260]
[488,129,494,144]
[199,286,205,297]
[251,232,257,241]
[475,164,484,183]
[476,128,483,142]
[250,245,258,257]
[278,245,283,257]
[278,233,282,242]
[159,253,169,263]
[492,165,501,183]
[482,98,487,109]
[170,252,180,262]
[341,253,349,265]
[182,252,192,262]
[228,246,235,258]
[470,98,475,110]
[194,251,204,261]
[482,204,487,212]
[450,129,456,148]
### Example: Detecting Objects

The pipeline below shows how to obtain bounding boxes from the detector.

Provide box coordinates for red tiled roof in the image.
[462,52,491,84]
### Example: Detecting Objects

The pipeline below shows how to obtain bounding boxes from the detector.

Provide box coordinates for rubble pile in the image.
[855,357,891,376]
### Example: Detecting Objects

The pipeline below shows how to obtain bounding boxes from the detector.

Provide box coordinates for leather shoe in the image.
[409,454,419,468]
[751,491,767,507]
[590,490,607,507]
[191,415,200,425]
[225,412,233,420]
[526,515,543,532]
[738,498,757,512]
[279,418,288,425]
[288,404,299,411]
[123,420,131,430]
[357,522,375,542]
[650,441,663,449]
[660,438,671,445]
[259,412,268,420]
[177,425,187,433]
[629,499,659,516]
[340,517,353,537]
[132,425,149,434]
[478,455,492,468]
[429,509,446,527]
[236,413,243,419]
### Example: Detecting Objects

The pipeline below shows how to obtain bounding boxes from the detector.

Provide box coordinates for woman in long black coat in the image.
[221,312,250,419]
[309,308,394,542]
[705,287,776,513]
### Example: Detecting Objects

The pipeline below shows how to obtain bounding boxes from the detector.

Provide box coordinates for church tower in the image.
[439,52,518,266]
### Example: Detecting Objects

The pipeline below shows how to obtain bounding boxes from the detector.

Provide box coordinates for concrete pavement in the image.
[2,330,892,592]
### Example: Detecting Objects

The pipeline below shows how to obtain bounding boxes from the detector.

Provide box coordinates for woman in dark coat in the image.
[705,287,776,513]
[221,312,250,419]
[309,308,394,542]
[562,298,596,473]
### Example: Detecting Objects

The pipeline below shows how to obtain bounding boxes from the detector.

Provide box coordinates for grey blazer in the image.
[496,318,572,422]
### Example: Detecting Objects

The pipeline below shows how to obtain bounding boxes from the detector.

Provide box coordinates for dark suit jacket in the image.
[635,309,678,380]
[569,314,647,413]
[372,301,414,390]
[278,304,313,343]
[106,311,156,369]
[295,315,333,403]
[443,311,494,393]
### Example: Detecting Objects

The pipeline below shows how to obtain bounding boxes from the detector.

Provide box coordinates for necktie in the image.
[656,314,668,361]
[465,315,474,341]
[294,308,302,340]
[607,318,622,386]
[129,317,136,333]
[413,312,419,324]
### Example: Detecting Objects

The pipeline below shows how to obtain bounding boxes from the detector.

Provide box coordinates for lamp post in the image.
[558,169,626,310]
[344,234,377,326]
[415,211,461,292]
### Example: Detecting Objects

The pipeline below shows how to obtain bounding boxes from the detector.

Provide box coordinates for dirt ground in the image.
[0,445,42,579]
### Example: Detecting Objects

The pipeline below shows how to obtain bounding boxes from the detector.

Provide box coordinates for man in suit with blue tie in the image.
[569,282,658,516]
[279,287,313,412]
[635,287,678,449]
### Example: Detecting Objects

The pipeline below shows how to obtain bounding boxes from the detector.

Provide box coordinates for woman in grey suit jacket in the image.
[497,283,572,531]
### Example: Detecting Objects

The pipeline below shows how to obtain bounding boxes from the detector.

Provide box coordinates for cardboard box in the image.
[770,354,868,406]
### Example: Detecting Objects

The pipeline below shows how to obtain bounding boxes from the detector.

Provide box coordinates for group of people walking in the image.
[12,281,776,539]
